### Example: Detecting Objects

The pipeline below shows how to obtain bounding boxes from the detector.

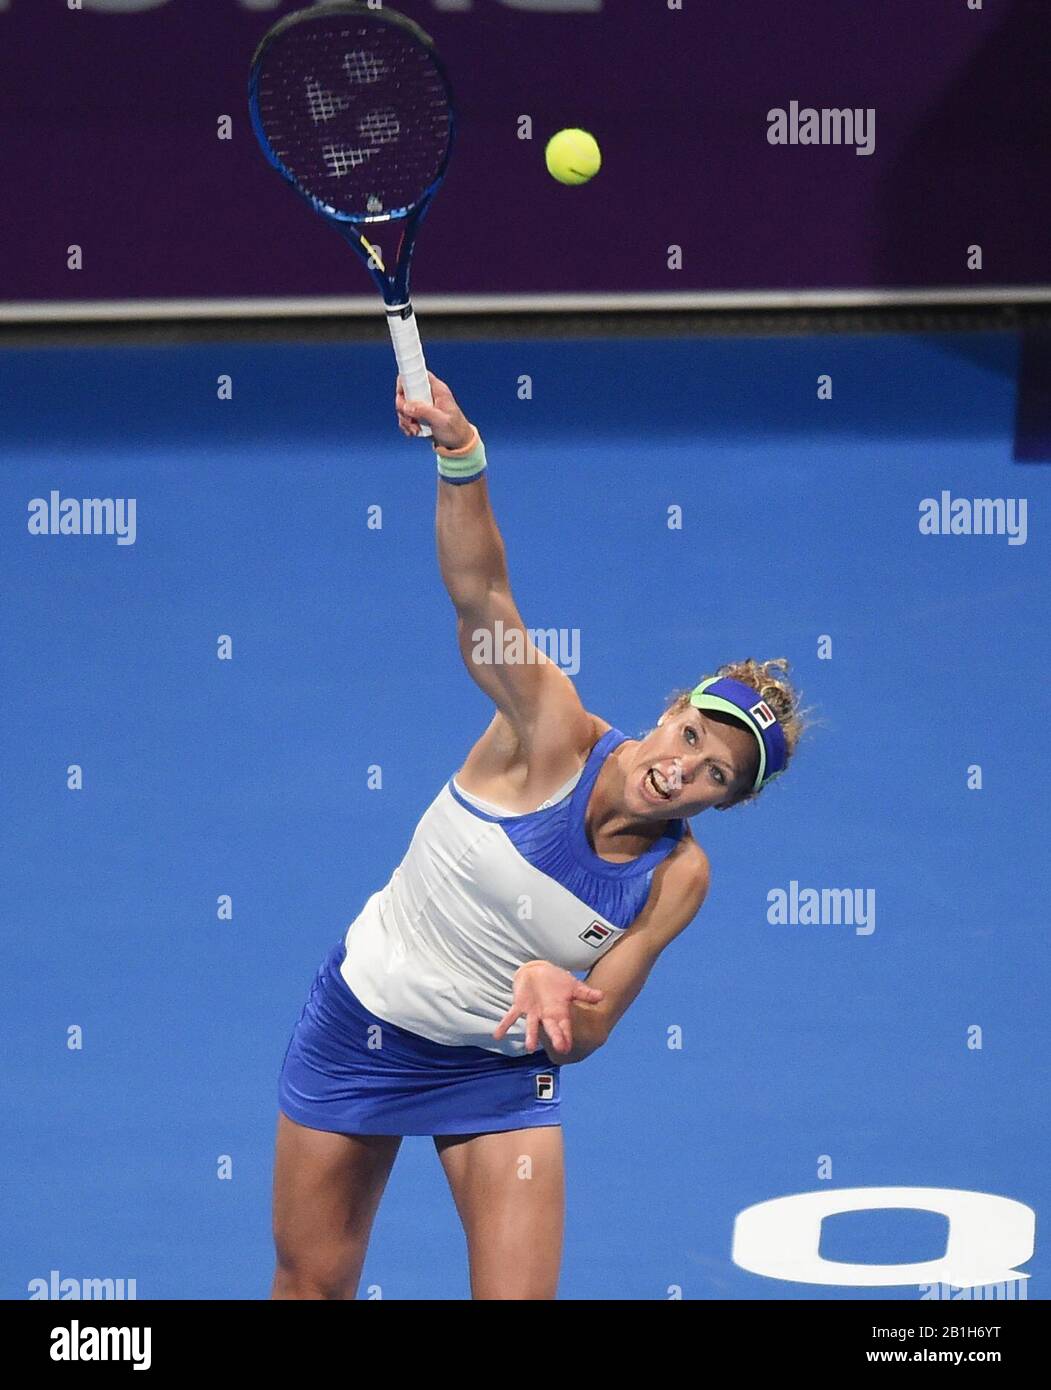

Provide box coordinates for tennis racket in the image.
[249,1,455,438]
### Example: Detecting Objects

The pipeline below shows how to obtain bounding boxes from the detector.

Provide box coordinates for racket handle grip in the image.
[387,304,433,439]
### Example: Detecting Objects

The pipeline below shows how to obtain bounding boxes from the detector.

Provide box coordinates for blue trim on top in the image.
[442,729,686,930]
[447,728,686,871]
[446,777,512,821]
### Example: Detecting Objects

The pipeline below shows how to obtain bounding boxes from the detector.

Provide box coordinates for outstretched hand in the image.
[493,960,605,1056]
[395,371,475,451]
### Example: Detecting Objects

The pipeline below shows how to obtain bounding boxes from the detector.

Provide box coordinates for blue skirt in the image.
[278,940,562,1137]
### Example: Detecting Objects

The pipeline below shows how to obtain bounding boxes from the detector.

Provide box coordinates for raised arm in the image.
[396,373,590,757]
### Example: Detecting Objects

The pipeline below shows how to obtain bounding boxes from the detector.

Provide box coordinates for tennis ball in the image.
[544,128,601,186]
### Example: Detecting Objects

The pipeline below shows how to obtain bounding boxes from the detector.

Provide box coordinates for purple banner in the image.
[0,0,1047,310]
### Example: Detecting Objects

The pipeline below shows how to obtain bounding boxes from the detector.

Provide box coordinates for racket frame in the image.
[248,0,456,435]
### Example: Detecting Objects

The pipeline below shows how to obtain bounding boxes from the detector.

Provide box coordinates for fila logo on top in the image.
[750,699,776,729]
[535,1074,555,1100]
[580,920,613,948]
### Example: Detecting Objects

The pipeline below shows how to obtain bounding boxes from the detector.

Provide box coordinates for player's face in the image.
[629,706,758,816]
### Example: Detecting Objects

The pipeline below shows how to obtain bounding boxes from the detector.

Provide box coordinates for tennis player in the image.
[271,372,806,1300]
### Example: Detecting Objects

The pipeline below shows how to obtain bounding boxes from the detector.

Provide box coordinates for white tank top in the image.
[339,727,686,1056]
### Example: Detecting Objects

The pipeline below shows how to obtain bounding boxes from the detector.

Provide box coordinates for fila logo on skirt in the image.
[535,1073,556,1100]
[579,920,613,948]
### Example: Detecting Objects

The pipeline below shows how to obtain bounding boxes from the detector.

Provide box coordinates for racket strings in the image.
[342,48,385,86]
[253,16,451,219]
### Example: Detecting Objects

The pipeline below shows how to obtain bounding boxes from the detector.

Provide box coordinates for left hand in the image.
[492,960,604,1056]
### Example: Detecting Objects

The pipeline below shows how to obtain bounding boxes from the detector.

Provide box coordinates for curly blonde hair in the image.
[660,657,810,810]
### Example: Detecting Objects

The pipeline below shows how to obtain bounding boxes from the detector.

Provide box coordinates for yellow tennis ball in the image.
[544,128,601,186]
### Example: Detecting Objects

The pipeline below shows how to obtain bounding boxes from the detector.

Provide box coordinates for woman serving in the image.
[272,373,806,1301]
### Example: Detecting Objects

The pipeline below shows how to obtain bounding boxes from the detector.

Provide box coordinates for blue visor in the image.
[689,676,788,791]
